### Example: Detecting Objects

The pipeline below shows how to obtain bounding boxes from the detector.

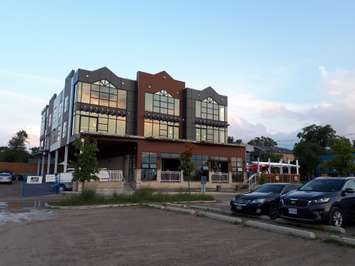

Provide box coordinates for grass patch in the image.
[50,188,214,206]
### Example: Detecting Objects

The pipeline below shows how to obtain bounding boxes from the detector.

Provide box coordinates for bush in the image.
[51,189,214,206]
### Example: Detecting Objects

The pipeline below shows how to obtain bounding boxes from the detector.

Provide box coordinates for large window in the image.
[192,155,208,181]
[195,124,227,144]
[195,97,226,121]
[76,81,127,109]
[73,111,126,136]
[144,119,179,139]
[145,90,180,116]
[141,152,157,181]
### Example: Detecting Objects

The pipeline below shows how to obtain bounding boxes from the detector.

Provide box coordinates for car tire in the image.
[269,202,279,220]
[329,207,345,227]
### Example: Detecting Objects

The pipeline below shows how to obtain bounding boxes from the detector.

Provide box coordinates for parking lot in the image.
[1,206,355,266]
[1,184,355,265]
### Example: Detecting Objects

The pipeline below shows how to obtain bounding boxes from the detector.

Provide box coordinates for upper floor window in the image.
[76,81,127,109]
[145,90,180,116]
[195,97,226,122]
[144,119,179,139]
[195,124,227,144]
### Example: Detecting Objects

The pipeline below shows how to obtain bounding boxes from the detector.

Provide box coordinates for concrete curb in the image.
[327,235,355,247]
[196,211,242,224]
[244,220,316,240]
[276,219,346,234]
[44,203,140,210]
[165,206,196,215]
[190,205,232,216]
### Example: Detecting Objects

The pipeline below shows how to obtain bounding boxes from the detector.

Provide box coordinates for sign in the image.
[45,174,56,183]
[27,176,43,184]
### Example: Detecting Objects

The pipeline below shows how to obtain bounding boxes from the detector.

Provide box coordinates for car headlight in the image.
[251,198,265,204]
[308,198,330,205]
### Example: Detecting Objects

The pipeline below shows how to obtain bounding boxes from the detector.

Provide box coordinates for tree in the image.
[324,137,355,176]
[179,143,195,193]
[72,138,99,188]
[296,124,336,149]
[293,124,337,178]
[294,142,321,178]
[248,136,277,147]
[0,130,30,163]
[8,130,28,151]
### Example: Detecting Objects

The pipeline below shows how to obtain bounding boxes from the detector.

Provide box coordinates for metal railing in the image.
[97,169,124,182]
[161,171,181,183]
[211,172,229,183]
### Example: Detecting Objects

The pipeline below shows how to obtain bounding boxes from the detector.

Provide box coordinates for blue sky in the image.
[1,1,355,148]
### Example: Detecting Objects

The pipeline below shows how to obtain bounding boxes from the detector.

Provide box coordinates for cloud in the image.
[227,66,355,146]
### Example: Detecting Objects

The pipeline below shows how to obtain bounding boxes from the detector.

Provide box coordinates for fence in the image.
[161,171,181,182]
[211,172,229,183]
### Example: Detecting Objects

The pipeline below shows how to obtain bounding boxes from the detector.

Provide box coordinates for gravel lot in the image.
[0,207,355,266]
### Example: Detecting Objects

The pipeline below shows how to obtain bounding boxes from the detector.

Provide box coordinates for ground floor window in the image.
[195,125,227,144]
[231,157,243,182]
[144,119,179,139]
[141,152,157,181]
[73,111,126,136]
[191,155,208,181]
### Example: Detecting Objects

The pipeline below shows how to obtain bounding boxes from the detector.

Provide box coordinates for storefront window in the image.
[141,152,157,181]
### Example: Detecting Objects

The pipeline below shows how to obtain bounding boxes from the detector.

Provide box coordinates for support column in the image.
[64,145,68,172]
[47,152,51,175]
[37,159,41,176]
[41,153,45,176]
[54,150,58,174]
[287,159,291,174]
[296,160,300,175]
[268,158,271,174]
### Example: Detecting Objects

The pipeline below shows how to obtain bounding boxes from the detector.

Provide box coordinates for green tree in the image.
[0,130,30,163]
[248,136,277,147]
[179,143,195,193]
[296,124,336,148]
[293,124,337,178]
[8,130,28,151]
[324,137,355,176]
[72,138,99,188]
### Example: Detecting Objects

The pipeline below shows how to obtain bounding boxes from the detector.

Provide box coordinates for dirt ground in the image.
[0,207,355,266]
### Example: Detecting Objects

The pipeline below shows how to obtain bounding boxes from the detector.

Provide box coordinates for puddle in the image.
[0,209,55,225]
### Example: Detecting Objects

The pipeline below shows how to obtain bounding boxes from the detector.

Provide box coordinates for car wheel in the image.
[329,207,345,227]
[269,203,279,220]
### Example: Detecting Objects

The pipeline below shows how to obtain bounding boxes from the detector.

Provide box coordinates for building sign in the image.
[27,176,43,184]
[45,174,56,183]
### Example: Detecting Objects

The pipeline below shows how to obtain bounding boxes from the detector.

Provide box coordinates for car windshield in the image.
[255,184,284,193]
[0,173,10,176]
[299,179,345,192]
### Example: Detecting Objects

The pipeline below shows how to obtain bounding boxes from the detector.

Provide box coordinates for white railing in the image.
[247,173,258,192]
[161,171,181,183]
[211,172,229,183]
[97,169,124,182]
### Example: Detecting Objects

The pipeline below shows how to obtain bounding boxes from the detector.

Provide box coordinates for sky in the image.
[0,0,355,149]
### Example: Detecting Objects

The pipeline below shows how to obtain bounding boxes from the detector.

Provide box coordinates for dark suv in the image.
[280,177,355,227]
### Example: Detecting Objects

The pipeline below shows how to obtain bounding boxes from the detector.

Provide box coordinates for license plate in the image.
[288,208,297,215]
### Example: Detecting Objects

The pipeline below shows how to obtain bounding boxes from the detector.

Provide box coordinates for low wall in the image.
[137,181,240,191]
[76,181,125,194]
[0,162,37,175]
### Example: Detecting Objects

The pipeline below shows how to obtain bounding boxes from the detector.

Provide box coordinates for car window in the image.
[299,179,346,192]
[343,180,355,190]
[255,184,284,193]
[0,173,10,176]
[282,185,298,194]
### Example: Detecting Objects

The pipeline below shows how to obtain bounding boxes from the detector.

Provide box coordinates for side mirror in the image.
[344,188,355,194]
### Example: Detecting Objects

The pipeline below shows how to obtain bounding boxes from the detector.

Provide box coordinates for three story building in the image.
[39,67,245,190]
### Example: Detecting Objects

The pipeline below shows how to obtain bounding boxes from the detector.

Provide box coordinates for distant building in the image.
[246,144,295,162]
